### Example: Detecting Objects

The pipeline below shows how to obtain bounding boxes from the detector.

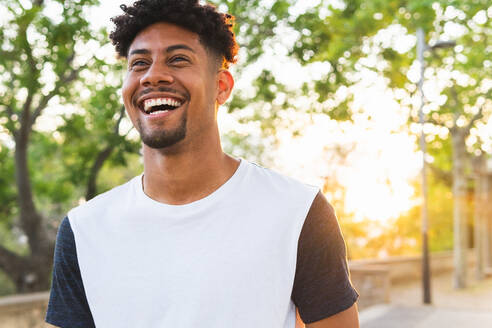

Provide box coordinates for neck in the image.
[141,131,239,205]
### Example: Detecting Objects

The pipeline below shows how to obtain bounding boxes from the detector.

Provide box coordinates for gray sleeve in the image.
[291,192,359,323]
[45,217,95,328]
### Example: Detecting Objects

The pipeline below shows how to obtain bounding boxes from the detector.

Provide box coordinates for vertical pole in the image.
[473,154,485,280]
[417,28,432,304]
[486,171,492,271]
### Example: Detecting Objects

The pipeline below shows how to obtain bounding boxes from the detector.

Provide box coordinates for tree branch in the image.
[85,105,127,200]
[30,54,82,128]
[17,92,34,144]
[21,33,38,82]
[85,147,113,201]
[15,6,41,95]
[15,51,80,256]
[114,105,126,135]
[15,90,48,255]
[13,12,39,141]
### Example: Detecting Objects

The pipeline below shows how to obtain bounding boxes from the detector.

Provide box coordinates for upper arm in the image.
[291,191,359,325]
[45,217,95,328]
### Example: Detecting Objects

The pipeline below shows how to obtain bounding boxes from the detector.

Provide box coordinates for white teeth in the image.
[149,110,169,115]
[143,98,182,112]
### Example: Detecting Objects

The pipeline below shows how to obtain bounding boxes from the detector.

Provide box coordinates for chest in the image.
[75,207,299,327]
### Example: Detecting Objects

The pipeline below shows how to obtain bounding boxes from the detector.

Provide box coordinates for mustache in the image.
[136,87,189,101]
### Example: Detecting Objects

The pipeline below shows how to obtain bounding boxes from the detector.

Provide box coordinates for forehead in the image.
[128,22,204,55]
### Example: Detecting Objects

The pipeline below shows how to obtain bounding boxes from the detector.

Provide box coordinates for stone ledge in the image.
[351,265,390,309]
[0,291,49,315]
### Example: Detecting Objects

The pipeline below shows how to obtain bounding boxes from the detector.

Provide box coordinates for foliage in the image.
[0,0,141,293]
[0,0,489,293]
[216,0,490,166]
[211,0,298,164]
[212,0,492,259]
[0,147,16,223]
[0,269,15,296]
[57,64,141,200]
[292,1,489,259]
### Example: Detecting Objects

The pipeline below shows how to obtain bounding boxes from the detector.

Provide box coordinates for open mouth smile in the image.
[138,97,184,115]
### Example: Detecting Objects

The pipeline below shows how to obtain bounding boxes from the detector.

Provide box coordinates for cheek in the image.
[192,73,216,104]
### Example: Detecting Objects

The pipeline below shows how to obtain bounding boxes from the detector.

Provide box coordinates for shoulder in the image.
[68,176,139,225]
[240,161,320,225]
[305,192,338,232]
[297,191,347,259]
[53,217,77,265]
[243,160,319,200]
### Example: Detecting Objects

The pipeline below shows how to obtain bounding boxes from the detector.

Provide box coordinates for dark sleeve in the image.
[291,192,359,324]
[45,217,96,328]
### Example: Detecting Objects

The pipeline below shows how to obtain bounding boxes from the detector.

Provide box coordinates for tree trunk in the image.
[86,146,114,200]
[15,133,45,253]
[10,106,54,293]
[86,105,126,200]
[451,130,469,289]
[472,154,486,280]
[9,253,54,293]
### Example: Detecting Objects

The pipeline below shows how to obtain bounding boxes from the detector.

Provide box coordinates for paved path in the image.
[359,272,492,327]
[360,304,492,328]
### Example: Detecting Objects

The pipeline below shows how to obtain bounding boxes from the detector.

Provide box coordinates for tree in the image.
[0,0,139,293]
[280,0,491,288]
[379,0,491,288]
[0,0,302,294]
[0,0,323,294]
[223,0,491,288]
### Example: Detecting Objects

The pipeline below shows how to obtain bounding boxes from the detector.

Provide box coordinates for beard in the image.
[137,115,187,149]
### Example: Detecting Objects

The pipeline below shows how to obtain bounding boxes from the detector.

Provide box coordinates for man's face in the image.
[122,22,220,149]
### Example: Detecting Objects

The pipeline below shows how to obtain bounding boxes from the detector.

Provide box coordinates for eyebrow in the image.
[166,44,196,53]
[128,44,196,56]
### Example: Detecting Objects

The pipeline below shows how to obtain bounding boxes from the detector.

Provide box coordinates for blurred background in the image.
[0,0,491,327]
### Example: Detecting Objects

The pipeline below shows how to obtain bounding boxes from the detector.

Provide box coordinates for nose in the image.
[140,62,174,86]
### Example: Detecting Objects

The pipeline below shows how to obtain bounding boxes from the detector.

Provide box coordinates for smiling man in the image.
[45,1,359,327]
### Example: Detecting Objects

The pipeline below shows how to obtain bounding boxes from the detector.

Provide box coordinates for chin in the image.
[139,125,187,149]
[136,113,188,149]
[142,133,186,149]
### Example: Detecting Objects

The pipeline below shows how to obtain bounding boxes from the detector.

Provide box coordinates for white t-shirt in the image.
[46,159,358,327]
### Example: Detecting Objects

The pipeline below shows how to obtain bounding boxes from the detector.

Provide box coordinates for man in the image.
[45,0,359,327]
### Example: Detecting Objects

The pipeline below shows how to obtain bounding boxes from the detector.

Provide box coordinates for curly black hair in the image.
[109,0,238,68]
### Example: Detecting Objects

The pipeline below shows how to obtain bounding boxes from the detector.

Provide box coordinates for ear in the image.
[216,69,234,106]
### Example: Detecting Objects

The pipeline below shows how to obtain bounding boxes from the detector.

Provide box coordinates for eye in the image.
[170,55,189,64]
[129,60,148,69]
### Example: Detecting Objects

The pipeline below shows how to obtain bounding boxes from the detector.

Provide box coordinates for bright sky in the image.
[253,80,422,222]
